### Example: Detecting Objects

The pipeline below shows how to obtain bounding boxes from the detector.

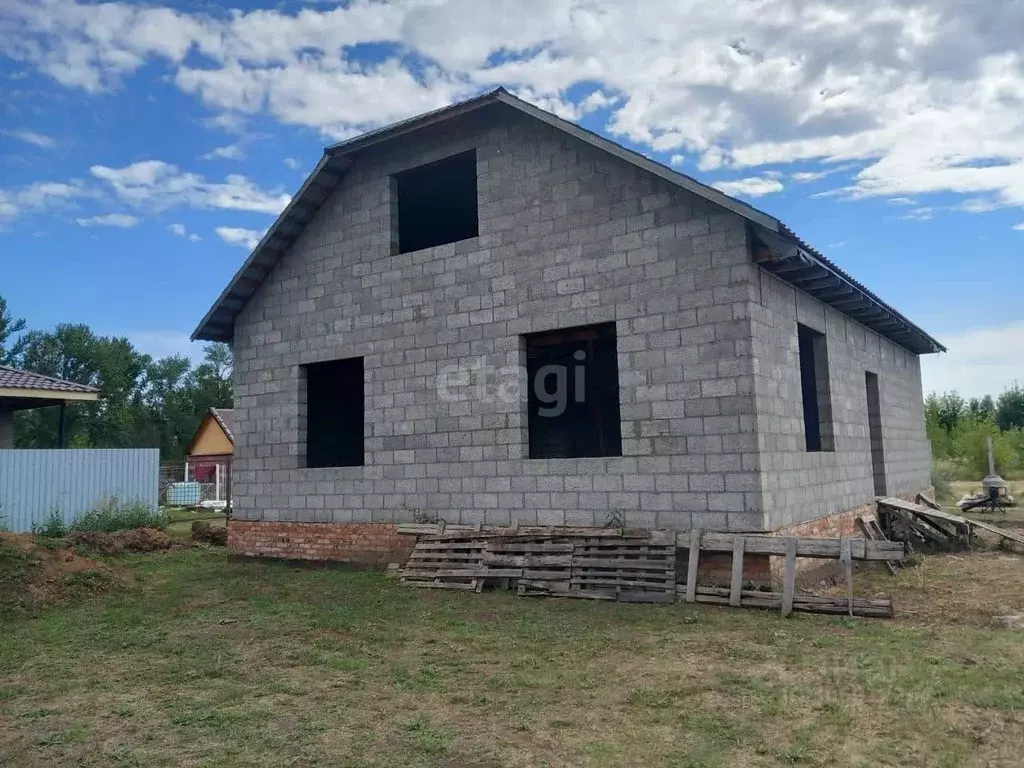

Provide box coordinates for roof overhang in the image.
[191,87,943,357]
[0,388,100,407]
[751,225,946,355]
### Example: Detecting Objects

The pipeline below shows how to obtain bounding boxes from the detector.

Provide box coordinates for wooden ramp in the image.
[877,496,1024,550]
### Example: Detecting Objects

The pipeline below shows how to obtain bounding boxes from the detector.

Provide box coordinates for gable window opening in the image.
[394,150,478,254]
[303,357,365,468]
[797,324,835,453]
[525,322,622,459]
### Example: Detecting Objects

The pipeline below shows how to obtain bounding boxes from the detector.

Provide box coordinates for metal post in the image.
[58,402,67,448]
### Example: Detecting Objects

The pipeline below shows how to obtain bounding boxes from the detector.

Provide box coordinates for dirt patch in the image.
[847,551,1024,627]
[66,527,179,556]
[0,533,126,614]
[191,520,227,546]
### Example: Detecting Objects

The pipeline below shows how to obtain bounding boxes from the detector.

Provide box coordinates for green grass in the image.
[1,548,1022,767]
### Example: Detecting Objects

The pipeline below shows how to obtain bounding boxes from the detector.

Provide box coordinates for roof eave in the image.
[191,153,351,342]
[752,224,945,355]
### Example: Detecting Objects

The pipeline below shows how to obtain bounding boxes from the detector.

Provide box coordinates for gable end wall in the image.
[230,107,767,533]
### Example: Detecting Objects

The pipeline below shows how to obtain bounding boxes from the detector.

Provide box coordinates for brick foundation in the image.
[770,487,932,585]
[228,520,416,569]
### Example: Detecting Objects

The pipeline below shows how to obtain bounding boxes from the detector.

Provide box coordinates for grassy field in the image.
[1,547,1023,767]
[944,481,1024,527]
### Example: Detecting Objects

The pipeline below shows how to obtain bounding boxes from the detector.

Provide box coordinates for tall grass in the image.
[31,498,168,538]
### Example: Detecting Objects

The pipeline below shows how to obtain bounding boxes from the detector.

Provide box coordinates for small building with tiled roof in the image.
[0,365,101,448]
[183,408,234,505]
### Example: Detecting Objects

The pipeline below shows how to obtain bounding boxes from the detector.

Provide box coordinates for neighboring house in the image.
[193,88,944,566]
[0,365,100,448]
[184,408,234,505]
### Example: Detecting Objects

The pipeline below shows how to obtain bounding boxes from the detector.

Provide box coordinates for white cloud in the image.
[900,207,935,221]
[283,157,301,170]
[712,177,784,198]
[1013,223,1024,231]
[216,226,263,249]
[0,180,92,225]
[921,323,1024,399]
[199,142,246,161]
[6,130,57,148]
[90,160,290,214]
[168,222,201,241]
[75,212,139,227]
[4,0,1024,217]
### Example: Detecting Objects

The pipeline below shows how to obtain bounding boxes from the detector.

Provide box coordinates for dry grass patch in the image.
[1,548,1022,767]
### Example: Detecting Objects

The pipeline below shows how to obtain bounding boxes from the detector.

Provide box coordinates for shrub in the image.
[931,460,955,501]
[31,510,69,539]
[69,498,168,534]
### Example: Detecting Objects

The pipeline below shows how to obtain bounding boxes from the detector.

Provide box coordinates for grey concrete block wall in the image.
[750,269,931,529]
[230,105,766,532]
[228,104,932,535]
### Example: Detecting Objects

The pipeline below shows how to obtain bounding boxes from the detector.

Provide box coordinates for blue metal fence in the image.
[0,449,159,533]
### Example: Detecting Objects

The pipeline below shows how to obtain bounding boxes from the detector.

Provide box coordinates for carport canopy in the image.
[0,365,101,447]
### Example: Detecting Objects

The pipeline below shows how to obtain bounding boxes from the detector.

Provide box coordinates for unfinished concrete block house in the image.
[193,88,945,566]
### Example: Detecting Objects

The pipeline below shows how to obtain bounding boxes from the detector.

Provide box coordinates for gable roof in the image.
[192,87,944,355]
[211,408,234,442]
[185,407,235,456]
[0,365,101,401]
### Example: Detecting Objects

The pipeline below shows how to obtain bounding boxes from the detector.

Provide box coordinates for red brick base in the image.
[770,488,932,586]
[228,520,416,569]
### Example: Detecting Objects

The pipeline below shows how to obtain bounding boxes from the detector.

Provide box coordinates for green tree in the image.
[995,383,1024,431]
[0,294,27,365]
[968,395,995,422]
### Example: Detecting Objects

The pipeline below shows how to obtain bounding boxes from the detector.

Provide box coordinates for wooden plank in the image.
[481,554,571,567]
[857,516,899,575]
[840,537,854,618]
[781,538,797,617]
[401,580,478,590]
[571,577,672,589]
[675,586,894,618]
[617,591,675,604]
[675,531,904,561]
[915,492,942,510]
[570,557,673,570]
[965,517,1024,546]
[729,536,745,607]
[685,528,701,603]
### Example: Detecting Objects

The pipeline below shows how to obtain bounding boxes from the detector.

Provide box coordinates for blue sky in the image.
[2,0,1022,396]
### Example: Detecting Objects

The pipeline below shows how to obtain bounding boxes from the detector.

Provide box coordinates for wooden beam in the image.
[781,538,797,617]
[675,531,904,561]
[685,528,701,603]
[729,536,745,607]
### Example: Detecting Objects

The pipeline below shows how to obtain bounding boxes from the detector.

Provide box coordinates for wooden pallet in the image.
[565,531,676,602]
[400,535,489,591]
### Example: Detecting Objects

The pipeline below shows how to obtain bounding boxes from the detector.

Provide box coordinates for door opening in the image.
[865,372,886,496]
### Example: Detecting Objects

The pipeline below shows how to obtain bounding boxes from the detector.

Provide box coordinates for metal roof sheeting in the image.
[191,88,943,357]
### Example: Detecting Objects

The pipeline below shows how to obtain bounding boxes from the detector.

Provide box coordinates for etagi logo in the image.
[437,352,588,417]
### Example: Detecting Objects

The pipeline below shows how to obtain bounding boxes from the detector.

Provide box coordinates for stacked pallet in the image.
[401,529,676,603]
[398,525,905,618]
